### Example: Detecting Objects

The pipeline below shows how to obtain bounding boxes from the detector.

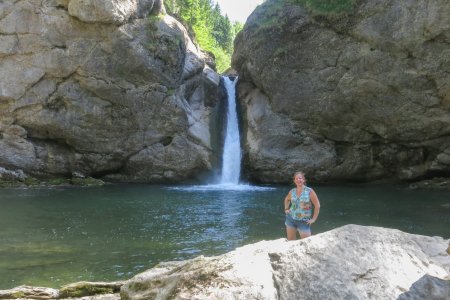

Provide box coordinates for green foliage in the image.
[165,0,243,72]
[10,292,26,299]
[250,0,286,39]
[70,177,105,186]
[148,13,164,25]
[59,284,115,298]
[233,22,244,35]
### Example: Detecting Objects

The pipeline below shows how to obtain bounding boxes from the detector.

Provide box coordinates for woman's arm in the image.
[307,189,320,224]
[284,192,292,214]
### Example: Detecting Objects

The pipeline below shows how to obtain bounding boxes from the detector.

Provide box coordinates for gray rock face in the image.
[397,274,450,300]
[233,0,450,183]
[0,0,221,182]
[120,225,450,299]
[68,0,162,25]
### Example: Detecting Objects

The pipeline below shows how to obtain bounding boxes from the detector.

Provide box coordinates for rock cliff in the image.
[1,225,448,299]
[233,0,450,183]
[0,0,221,183]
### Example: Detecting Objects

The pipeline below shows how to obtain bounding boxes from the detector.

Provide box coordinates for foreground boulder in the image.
[0,225,448,299]
[397,275,450,300]
[121,225,450,299]
[0,0,221,183]
[233,0,450,183]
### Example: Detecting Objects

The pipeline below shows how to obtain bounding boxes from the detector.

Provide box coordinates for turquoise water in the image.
[0,183,449,289]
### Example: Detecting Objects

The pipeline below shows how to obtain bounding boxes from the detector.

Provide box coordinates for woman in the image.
[284,171,320,240]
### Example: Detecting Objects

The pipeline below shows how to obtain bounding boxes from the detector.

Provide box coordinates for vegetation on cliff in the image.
[165,0,243,72]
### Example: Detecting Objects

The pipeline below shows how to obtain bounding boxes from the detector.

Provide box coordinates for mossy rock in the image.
[0,176,105,188]
[9,291,26,299]
[23,177,40,186]
[36,176,105,187]
[0,286,59,299]
[47,178,72,186]
[59,282,122,298]
[70,177,105,186]
[0,180,24,188]
[0,174,39,188]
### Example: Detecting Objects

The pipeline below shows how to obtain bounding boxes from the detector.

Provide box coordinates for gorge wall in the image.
[233,0,450,183]
[0,0,222,183]
[2,0,450,185]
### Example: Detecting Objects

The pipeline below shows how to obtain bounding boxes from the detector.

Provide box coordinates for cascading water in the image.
[168,76,273,191]
[220,76,241,185]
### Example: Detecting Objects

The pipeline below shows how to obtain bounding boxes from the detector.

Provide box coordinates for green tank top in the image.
[289,186,313,221]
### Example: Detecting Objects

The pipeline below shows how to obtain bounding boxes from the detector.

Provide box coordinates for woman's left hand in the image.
[306,219,316,225]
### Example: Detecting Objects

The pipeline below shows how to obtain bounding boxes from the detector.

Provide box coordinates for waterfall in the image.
[220,76,241,185]
[168,75,274,191]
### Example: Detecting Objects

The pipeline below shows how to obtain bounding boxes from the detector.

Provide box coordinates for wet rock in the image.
[0,285,59,299]
[409,177,450,190]
[59,281,123,298]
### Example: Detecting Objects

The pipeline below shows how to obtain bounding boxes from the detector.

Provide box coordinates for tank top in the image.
[289,186,313,221]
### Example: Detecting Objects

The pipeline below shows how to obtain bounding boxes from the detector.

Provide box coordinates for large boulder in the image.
[0,0,221,183]
[120,225,450,299]
[232,0,450,183]
[0,225,448,299]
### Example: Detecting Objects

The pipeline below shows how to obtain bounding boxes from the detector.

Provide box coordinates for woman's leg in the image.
[286,226,297,240]
[299,231,311,239]
[299,222,311,239]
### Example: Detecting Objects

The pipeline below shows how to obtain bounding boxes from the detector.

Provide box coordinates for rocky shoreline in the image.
[0,164,114,188]
[0,282,122,300]
[2,169,450,190]
[408,177,450,190]
[1,225,449,300]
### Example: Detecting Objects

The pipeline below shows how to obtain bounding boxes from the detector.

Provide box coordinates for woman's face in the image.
[294,174,305,185]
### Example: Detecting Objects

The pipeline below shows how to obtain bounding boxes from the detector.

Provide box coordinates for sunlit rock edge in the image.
[0,225,449,299]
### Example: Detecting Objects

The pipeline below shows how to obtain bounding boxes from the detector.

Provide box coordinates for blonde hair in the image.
[293,171,306,184]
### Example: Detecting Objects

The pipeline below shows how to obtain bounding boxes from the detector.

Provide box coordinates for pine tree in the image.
[163,0,242,72]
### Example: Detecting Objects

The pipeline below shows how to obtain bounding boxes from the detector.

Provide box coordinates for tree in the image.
[164,0,238,72]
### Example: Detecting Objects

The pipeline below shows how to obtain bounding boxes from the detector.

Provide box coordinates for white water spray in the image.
[167,76,274,191]
[220,77,241,184]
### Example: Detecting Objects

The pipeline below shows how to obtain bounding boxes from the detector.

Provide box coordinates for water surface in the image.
[0,183,449,289]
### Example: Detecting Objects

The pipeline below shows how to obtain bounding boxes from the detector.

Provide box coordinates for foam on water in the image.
[167,183,275,192]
